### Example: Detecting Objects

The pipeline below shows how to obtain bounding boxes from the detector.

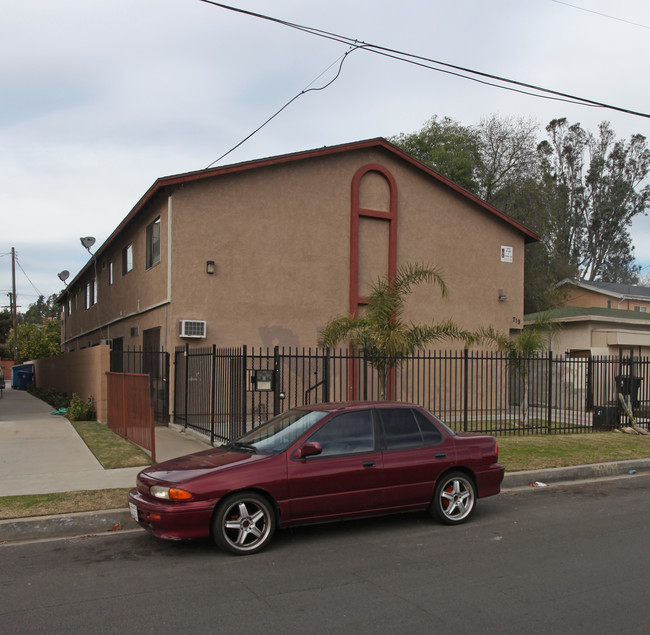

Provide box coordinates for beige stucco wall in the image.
[31,346,110,422]
[61,148,529,352]
[551,320,650,357]
[166,148,526,350]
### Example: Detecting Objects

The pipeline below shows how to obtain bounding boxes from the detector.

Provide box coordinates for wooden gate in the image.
[106,372,156,461]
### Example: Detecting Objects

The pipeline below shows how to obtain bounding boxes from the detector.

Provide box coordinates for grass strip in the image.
[498,430,650,471]
[0,489,130,520]
[69,420,153,469]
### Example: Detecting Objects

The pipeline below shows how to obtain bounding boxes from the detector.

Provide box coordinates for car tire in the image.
[430,471,476,525]
[212,491,276,555]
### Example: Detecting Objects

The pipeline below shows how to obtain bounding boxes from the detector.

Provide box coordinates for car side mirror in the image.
[296,441,322,459]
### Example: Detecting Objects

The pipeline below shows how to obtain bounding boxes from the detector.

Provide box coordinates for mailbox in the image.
[253,369,274,392]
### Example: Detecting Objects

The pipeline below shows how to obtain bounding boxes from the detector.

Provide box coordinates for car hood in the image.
[140,448,272,484]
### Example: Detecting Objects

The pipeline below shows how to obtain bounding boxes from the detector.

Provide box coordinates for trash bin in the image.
[11,364,34,390]
[615,375,643,409]
[593,405,619,430]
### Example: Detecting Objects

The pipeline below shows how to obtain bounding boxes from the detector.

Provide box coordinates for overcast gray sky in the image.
[2,0,650,309]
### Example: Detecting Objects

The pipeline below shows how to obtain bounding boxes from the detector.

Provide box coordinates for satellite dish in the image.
[58,270,70,283]
[80,236,96,251]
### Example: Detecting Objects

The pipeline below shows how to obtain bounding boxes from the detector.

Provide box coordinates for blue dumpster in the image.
[11,364,34,390]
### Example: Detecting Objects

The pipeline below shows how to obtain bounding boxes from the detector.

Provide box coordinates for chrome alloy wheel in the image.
[214,492,275,555]
[432,472,476,524]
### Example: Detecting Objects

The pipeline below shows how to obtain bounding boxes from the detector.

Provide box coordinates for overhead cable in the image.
[198,0,650,119]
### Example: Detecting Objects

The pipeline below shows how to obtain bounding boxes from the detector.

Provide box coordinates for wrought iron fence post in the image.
[210,343,217,445]
[241,345,248,436]
[463,348,469,432]
[547,350,553,434]
[273,345,281,416]
[324,349,331,403]
[183,343,189,430]
[362,348,368,400]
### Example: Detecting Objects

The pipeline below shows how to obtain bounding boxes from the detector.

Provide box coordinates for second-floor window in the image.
[122,243,133,275]
[85,278,97,309]
[146,217,161,269]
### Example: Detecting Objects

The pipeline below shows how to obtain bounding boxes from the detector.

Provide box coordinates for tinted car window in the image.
[379,408,423,450]
[309,410,374,456]
[413,409,443,445]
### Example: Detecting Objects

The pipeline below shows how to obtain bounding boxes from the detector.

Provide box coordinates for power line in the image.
[14,252,44,299]
[206,45,363,168]
[552,0,650,30]
[198,1,650,119]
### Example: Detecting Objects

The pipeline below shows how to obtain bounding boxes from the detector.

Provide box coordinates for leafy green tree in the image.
[0,310,12,345]
[538,119,650,283]
[480,315,559,426]
[390,116,481,192]
[10,319,61,362]
[19,294,60,326]
[317,263,474,398]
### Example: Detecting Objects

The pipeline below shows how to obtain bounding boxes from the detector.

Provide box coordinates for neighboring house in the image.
[525,306,650,358]
[556,279,650,313]
[58,138,539,356]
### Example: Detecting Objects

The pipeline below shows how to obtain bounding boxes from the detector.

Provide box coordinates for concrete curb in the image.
[0,509,140,543]
[2,460,649,544]
[502,458,650,488]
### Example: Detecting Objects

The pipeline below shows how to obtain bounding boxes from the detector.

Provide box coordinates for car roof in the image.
[295,401,421,412]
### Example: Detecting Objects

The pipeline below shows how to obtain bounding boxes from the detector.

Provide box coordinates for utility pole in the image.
[11,247,18,363]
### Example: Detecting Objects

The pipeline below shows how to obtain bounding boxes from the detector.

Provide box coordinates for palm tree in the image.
[317,263,474,399]
[479,315,559,426]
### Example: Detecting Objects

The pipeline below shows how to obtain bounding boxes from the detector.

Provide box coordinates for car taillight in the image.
[150,485,194,501]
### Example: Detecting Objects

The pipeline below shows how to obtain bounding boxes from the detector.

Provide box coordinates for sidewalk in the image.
[0,387,212,497]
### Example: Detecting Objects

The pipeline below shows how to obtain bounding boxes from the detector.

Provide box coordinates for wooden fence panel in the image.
[106,372,156,461]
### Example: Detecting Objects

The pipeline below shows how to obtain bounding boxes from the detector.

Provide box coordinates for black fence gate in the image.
[110,346,170,424]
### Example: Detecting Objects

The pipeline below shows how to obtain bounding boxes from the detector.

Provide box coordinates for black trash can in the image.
[615,375,643,409]
[593,405,619,430]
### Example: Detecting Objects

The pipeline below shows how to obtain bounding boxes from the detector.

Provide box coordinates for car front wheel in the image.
[213,492,276,555]
[431,472,476,525]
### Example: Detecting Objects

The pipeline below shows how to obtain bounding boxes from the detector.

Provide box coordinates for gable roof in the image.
[60,137,540,298]
[557,279,650,302]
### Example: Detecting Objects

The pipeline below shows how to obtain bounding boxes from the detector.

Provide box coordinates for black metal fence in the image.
[173,345,649,442]
[110,347,170,423]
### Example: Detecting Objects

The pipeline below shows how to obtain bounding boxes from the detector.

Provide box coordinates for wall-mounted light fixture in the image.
[498,290,508,302]
[206,260,216,274]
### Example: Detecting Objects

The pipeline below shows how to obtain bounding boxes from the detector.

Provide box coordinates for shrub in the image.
[26,385,70,410]
[67,393,96,422]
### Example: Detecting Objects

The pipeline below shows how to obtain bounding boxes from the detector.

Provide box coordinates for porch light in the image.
[206,260,216,274]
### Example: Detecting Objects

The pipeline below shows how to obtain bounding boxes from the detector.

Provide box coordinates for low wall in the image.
[31,346,110,422]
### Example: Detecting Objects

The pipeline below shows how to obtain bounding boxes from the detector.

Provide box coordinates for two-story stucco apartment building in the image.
[58,138,539,356]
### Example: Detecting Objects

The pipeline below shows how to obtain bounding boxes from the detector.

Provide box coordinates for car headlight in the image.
[150,485,194,501]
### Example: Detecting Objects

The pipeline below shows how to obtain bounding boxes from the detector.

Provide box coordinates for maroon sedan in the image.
[128,402,504,555]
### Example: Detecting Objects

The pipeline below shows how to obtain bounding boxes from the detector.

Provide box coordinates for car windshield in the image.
[228,409,329,454]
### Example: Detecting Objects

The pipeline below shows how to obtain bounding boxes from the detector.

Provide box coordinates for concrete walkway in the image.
[0,387,212,497]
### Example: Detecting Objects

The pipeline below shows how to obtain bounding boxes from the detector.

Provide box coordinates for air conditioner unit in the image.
[179,320,207,338]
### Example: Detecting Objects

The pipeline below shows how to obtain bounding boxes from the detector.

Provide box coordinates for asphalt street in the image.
[1,474,649,634]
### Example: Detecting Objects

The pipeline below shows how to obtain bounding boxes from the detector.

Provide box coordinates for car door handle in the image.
[435,453,447,459]
[363,461,376,468]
